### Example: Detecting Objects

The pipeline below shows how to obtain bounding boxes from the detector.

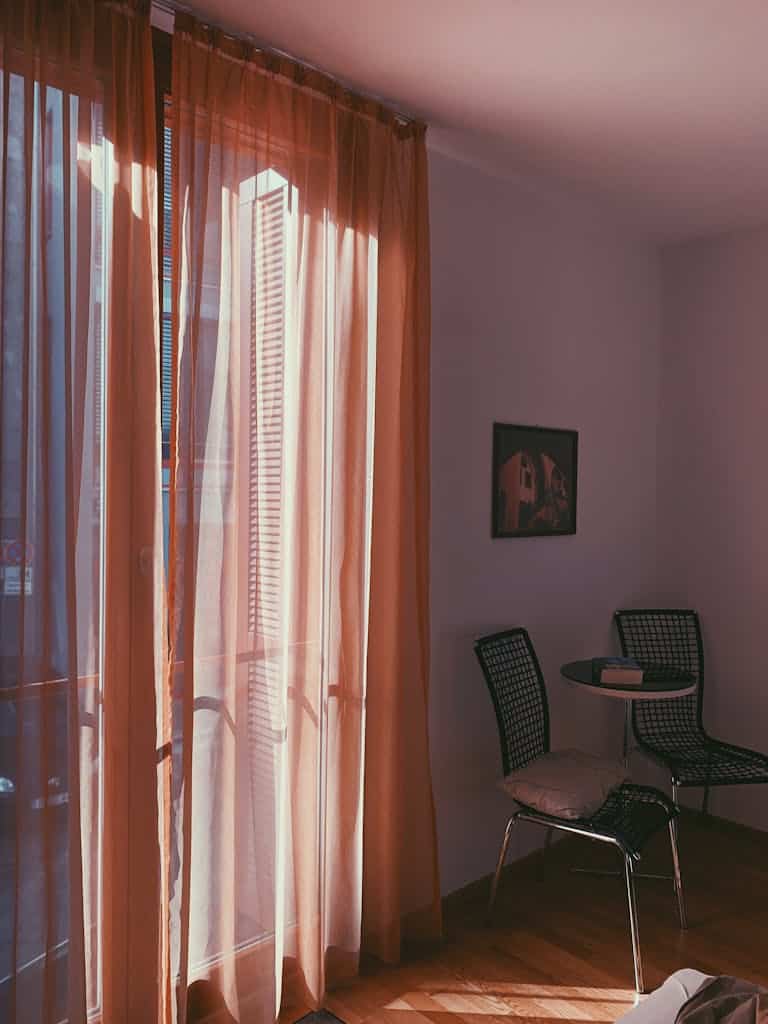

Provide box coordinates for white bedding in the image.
[618,970,711,1023]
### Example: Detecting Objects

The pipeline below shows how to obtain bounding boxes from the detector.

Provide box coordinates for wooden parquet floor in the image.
[285,812,768,1024]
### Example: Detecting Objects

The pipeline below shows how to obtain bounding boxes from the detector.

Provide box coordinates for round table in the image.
[560,659,698,765]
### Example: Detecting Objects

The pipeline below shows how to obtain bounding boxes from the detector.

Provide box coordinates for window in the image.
[158,60,299,954]
[0,73,107,1019]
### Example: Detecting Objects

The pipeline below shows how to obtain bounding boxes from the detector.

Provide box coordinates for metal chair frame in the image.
[615,609,768,812]
[475,628,687,994]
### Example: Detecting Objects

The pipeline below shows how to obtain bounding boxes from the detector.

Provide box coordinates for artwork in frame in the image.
[492,423,578,538]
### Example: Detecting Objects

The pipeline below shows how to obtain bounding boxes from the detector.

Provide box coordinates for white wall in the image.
[657,229,768,832]
[428,150,664,895]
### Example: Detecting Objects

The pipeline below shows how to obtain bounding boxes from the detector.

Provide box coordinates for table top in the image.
[560,659,698,700]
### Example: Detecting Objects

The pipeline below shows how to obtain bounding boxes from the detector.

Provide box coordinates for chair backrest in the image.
[614,608,704,742]
[474,628,550,776]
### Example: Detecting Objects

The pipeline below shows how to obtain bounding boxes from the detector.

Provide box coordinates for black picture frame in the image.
[492,423,578,538]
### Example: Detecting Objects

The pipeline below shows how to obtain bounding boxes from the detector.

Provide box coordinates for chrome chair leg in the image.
[487,817,515,922]
[624,855,645,994]
[669,819,688,930]
[672,780,679,807]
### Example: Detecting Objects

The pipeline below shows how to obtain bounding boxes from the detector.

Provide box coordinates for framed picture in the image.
[492,423,578,538]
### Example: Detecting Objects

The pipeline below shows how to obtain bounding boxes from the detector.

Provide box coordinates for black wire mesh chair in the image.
[475,627,687,994]
[615,609,768,813]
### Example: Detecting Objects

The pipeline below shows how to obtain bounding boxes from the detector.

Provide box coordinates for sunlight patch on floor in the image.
[384,983,639,1021]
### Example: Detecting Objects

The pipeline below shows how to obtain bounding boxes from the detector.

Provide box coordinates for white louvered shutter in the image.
[236,172,290,941]
[248,183,287,646]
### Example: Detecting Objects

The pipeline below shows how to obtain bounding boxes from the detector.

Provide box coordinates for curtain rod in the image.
[149,0,420,127]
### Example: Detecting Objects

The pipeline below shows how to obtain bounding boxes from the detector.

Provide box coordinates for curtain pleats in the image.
[362,133,442,962]
[167,13,440,1023]
[168,19,373,1020]
[0,2,163,1023]
[98,4,165,1023]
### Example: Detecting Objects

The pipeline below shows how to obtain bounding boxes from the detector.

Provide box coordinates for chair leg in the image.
[487,817,515,922]
[702,785,710,815]
[672,780,679,807]
[668,818,688,930]
[624,855,645,995]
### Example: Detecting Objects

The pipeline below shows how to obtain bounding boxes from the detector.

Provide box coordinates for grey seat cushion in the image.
[498,748,628,819]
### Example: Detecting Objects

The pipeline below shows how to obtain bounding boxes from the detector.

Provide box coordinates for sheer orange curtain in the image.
[0,2,163,1023]
[167,13,440,1023]
[363,123,442,963]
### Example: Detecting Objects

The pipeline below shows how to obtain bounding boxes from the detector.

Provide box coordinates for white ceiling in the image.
[178,0,768,241]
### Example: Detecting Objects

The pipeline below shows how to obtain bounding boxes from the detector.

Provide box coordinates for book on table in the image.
[592,657,644,685]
